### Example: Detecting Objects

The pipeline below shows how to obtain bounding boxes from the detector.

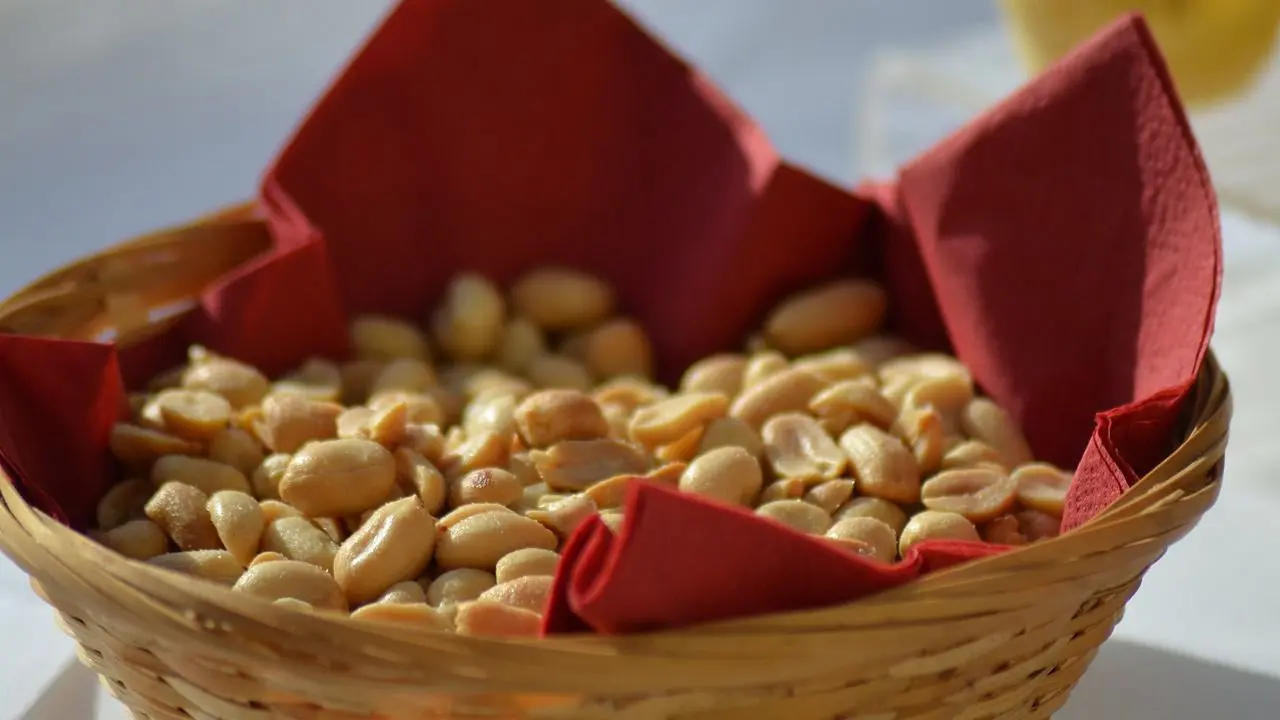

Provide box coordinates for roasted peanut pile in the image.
[93,269,1069,637]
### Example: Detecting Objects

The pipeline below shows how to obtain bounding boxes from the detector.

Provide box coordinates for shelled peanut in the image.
[93,268,1071,636]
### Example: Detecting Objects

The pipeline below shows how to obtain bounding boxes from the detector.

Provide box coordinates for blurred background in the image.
[3,1,1280,718]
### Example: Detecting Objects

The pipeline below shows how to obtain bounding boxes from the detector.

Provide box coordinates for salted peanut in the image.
[593,377,669,411]
[629,392,728,447]
[436,510,557,571]
[1016,509,1061,541]
[96,477,154,531]
[378,580,429,604]
[839,424,921,505]
[677,446,763,507]
[762,413,846,481]
[425,568,498,607]
[206,490,265,566]
[495,548,560,584]
[741,351,788,390]
[899,510,980,557]
[152,455,252,497]
[851,335,917,367]
[680,354,747,398]
[206,428,265,478]
[763,280,887,355]
[697,417,764,458]
[367,390,445,428]
[312,517,347,545]
[834,496,909,535]
[599,402,631,440]
[1012,463,1071,517]
[455,600,542,637]
[525,354,593,391]
[279,439,397,518]
[146,389,232,440]
[878,374,916,409]
[981,515,1027,546]
[940,440,1007,472]
[894,406,947,476]
[759,478,807,503]
[98,519,169,560]
[449,468,524,508]
[368,358,437,397]
[149,550,244,584]
[181,357,271,409]
[730,368,828,431]
[513,482,552,513]
[233,559,348,612]
[432,273,506,362]
[438,503,517,530]
[804,479,856,515]
[249,453,289,500]
[350,314,430,362]
[526,494,598,538]
[109,423,202,467]
[334,497,437,605]
[598,510,626,534]
[352,601,452,629]
[496,318,548,374]
[583,474,640,509]
[809,380,897,435]
[335,407,374,440]
[510,268,615,331]
[257,500,302,526]
[756,500,832,535]
[145,482,221,551]
[960,399,1034,469]
[478,575,554,614]
[256,394,342,453]
[393,447,447,514]
[793,348,874,384]
[825,517,897,563]
[261,516,339,572]
[441,431,512,480]
[360,401,408,447]
[339,359,386,405]
[644,462,686,486]
[462,393,518,439]
[513,390,609,448]
[920,468,1017,524]
[250,551,288,567]
[530,439,648,492]
[879,353,972,384]
[655,425,704,464]
[580,319,653,380]
[903,372,974,418]
[402,423,446,463]
[273,598,314,612]
[276,358,343,398]
[507,452,543,487]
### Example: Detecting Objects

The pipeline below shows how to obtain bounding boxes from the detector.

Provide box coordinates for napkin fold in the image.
[0,0,1220,637]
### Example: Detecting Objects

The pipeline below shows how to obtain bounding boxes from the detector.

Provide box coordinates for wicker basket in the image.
[0,202,1230,719]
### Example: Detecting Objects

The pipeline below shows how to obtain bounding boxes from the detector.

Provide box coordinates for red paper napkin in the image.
[0,1,1219,637]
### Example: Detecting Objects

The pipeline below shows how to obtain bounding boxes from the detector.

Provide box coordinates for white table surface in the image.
[2,1,1278,718]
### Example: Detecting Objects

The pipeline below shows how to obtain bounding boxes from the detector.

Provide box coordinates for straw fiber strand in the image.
[0,206,1230,718]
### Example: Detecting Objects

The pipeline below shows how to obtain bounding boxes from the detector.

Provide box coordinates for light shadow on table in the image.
[1058,638,1280,719]
[19,637,1280,719]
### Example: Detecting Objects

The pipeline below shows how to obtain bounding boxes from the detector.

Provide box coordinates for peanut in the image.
[96,477,153,531]
[763,279,887,355]
[350,315,430,362]
[109,424,201,467]
[495,548,560,584]
[654,425,704,464]
[809,380,897,435]
[941,440,1007,472]
[149,550,244,584]
[920,468,1018,523]
[394,447,448,514]
[629,392,728,448]
[477,575,554,614]
[514,390,609,448]
[679,446,763,507]
[432,273,506,361]
[899,510,980,556]
[206,490,265,565]
[435,510,556,571]
[261,516,339,572]
[792,348,873,384]
[351,602,452,630]
[525,494,598,538]
[581,318,654,380]
[496,318,547,374]
[759,478,807,503]
[762,413,846,481]
[257,394,342,453]
[825,517,897,563]
[839,424,921,505]
[251,453,291,500]
[449,468,523,508]
[98,519,169,560]
[803,479,856,515]
[145,482,221,551]
[680,354,747,398]
[697,417,764,457]
[279,439,397,517]
[530,439,648,492]
[525,354,593,391]
[1012,463,1072,517]
[834,496,908,534]
[378,581,429,605]
[232,559,348,612]
[510,268,614,331]
[1015,509,1061,541]
[208,428,266,477]
[152,455,252,497]
[755,500,832,535]
[441,430,512,480]
[334,497,437,605]
[455,600,541,638]
[181,357,270,408]
[258,499,302,525]
[893,406,947,476]
[730,368,828,431]
[146,389,232,440]
[960,398,1034,468]
[425,568,497,607]
[593,377,668,411]
[741,351,788,389]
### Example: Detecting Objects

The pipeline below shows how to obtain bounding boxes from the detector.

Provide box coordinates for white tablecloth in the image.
[2,1,1277,717]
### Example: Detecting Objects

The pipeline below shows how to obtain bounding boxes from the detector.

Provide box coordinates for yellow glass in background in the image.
[998,0,1280,108]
